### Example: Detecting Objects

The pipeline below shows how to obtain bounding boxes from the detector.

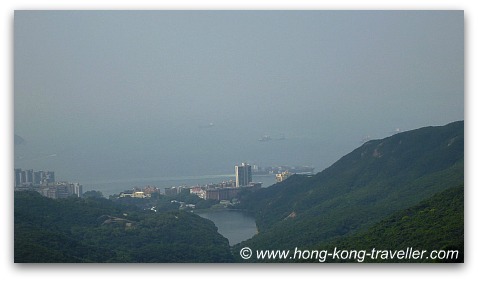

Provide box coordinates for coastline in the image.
[83,174,277,196]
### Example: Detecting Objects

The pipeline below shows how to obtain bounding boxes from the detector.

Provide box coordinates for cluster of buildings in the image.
[161,163,262,201]
[251,164,315,183]
[118,186,160,198]
[116,163,262,203]
[14,168,55,187]
[275,171,292,182]
[14,168,83,199]
[200,163,261,200]
[164,185,190,197]
[188,181,238,200]
[252,165,314,176]
[37,182,83,199]
[118,162,314,204]
[162,163,262,201]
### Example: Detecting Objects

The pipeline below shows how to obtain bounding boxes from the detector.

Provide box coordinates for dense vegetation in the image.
[314,184,464,263]
[14,191,233,262]
[233,121,464,262]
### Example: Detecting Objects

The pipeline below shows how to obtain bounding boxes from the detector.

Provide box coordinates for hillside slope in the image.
[315,184,464,263]
[14,191,233,262]
[234,121,464,256]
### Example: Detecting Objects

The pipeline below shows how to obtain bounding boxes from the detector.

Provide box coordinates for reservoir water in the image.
[196,209,258,246]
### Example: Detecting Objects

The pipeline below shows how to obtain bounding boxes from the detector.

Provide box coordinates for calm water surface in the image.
[196,209,258,246]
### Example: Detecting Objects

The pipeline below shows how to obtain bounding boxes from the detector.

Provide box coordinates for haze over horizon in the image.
[14,11,463,183]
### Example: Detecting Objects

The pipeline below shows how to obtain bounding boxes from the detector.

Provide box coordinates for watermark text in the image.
[239,247,460,262]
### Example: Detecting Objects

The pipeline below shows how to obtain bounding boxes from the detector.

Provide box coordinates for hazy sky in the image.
[14,10,463,182]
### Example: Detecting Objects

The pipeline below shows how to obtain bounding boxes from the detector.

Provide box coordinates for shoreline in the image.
[83,174,277,197]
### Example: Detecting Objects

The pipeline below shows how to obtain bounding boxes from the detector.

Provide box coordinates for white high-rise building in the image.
[235,163,252,187]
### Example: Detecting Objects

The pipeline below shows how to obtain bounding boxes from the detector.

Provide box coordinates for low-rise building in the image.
[276,171,291,183]
[190,186,206,199]
[205,188,240,201]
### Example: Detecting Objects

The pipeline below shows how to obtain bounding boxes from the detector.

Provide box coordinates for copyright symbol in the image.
[240,247,253,259]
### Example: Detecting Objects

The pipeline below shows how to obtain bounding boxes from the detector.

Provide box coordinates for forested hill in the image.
[316,184,464,263]
[234,121,464,255]
[14,191,233,262]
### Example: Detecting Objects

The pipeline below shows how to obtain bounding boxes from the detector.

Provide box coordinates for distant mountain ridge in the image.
[234,121,464,258]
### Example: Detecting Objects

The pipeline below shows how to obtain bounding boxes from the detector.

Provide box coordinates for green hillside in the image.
[14,191,233,263]
[233,121,464,260]
[315,184,464,263]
